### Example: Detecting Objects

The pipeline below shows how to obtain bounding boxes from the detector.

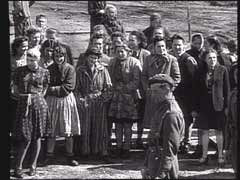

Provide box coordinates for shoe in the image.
[43,156,54,166]
[190,145,202,158]
[212,150,218,159]
[218,157,225,168]
[102,155,112,163]
[121,149,130,159]
[179,142,190,154]
[136,139,144,149]
[199,156,209,165]
[14,168,23,178]
[29,167,37,176]
[68,158,79,166]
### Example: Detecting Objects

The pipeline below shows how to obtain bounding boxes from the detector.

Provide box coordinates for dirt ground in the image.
[9,1,237,179]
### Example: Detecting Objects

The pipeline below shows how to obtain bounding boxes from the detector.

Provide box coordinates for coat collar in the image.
[149,53,170,67]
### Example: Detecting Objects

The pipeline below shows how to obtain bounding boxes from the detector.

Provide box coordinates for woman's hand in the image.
[191,111,198,118]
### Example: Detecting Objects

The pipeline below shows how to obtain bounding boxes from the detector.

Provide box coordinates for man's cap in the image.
[150,13,161,21]
[85,47,102,57]
[149,74,175,87]
[46,28,58,34]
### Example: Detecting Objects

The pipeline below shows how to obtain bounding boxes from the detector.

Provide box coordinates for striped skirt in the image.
[46,92,81,137]
[74,95,108,156]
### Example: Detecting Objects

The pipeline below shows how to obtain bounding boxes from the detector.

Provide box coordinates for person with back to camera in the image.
[141,74,185,179]
[193,48,230,167]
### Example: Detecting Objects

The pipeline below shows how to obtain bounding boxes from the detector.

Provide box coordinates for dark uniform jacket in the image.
[173,52,198,115]
[149,97,185,179]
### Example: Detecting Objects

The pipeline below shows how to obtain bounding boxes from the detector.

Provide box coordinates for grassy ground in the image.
[9,1,237,179]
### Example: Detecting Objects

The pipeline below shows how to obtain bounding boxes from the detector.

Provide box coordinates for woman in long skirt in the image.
[12,48,51,178]
[44,44,81,166]
[74,47,112,161]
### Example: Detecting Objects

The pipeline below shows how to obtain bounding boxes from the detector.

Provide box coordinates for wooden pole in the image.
[187,5,191,42]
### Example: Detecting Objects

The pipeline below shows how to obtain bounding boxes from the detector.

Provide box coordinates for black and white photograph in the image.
[8,1,238,179]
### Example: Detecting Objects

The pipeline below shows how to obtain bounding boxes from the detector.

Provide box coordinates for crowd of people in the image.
[10,1,238,179]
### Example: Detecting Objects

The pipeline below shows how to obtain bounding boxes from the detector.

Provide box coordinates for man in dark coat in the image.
[147,74,185,179]
[170,34,198,154]
[88,1,106,34]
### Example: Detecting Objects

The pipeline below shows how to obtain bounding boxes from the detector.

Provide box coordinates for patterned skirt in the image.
[74,95,109,156]
[46,92,81,137]
[13,94,51,141]
[108,92,139,121]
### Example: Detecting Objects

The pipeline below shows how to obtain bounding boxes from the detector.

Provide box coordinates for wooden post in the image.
[187,5,191,42]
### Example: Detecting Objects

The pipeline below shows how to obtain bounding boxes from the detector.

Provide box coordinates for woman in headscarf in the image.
[12,48,50,178]
[44,44,81,166]
[74,47,112,161]
[108,42,142,158]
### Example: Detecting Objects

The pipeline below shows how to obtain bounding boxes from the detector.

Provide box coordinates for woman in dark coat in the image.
[74,48,112,160]
[12,48,50,178]
[108,42,142,158]
[44,45,80,166]
[193,48,230,166]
